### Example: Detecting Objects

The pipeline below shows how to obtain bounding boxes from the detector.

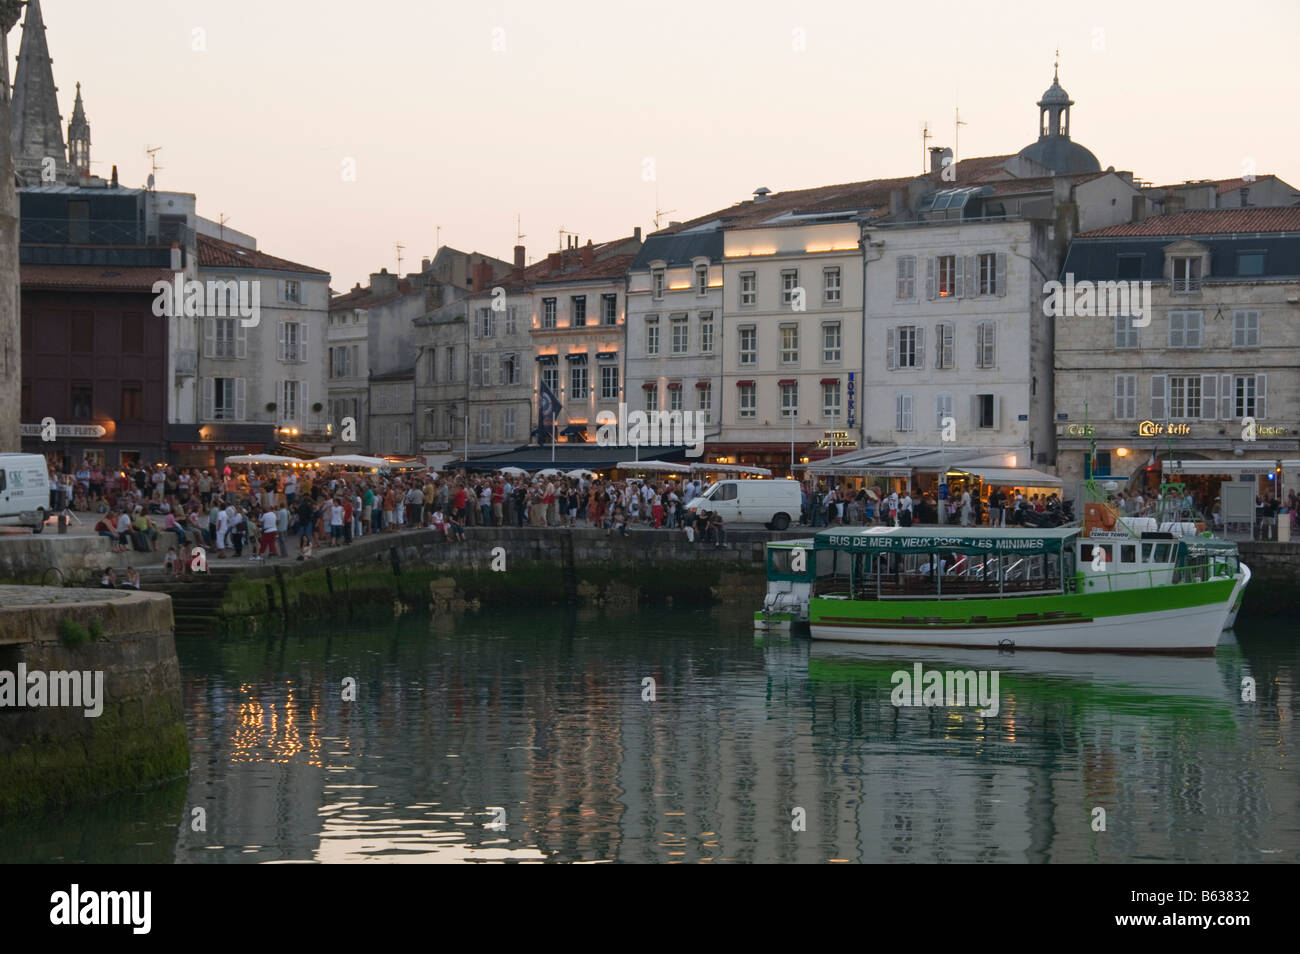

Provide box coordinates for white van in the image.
[0,453,52,533]
[685,478,802,530]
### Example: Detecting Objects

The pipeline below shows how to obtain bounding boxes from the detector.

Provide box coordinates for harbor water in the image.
[4,606,1297,863]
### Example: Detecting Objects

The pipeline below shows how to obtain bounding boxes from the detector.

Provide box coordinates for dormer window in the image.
[652,268,665,300]
[1171,256,1201,293]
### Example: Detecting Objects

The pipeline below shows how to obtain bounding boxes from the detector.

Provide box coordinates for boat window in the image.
[1081,543,1112,565]
[1155,544,1172,562]
[1120,545,1137,564]
[1141,543,1154,562]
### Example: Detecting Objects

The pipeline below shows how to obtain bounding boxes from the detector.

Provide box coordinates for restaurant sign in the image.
[20,422,107,438]
[1063,423,1094,437]
[1138,420,1191,437]
[815,430,858,450]
[171,443,266,453]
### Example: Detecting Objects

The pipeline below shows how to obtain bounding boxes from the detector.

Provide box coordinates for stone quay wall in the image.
[0,587,189,815]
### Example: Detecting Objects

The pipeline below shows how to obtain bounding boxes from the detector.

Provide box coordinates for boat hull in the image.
[1223,561,1250,630]
[809,577,1240,653]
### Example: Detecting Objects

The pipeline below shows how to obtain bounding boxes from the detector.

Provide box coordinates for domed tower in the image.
[67,81,90,178]
[1016,60,1101,176]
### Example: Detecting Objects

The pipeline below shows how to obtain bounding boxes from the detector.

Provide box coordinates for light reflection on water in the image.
[4,606,1297,863]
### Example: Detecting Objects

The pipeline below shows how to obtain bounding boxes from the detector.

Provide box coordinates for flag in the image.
[538,381,562,444]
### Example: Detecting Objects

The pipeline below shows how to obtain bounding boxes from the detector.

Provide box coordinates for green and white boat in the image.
[805,526,1249,653]
[754,538,816,632]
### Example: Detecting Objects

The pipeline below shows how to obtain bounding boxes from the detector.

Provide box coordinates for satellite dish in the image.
[147,173,155,189]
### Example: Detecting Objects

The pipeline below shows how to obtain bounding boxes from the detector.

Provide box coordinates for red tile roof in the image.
[197,233,329,276]
[1079,207,1300,238]
[656,155,1019,235]
[20,264,174,291]
[1213,175,1279,195]
[330,279,414,310]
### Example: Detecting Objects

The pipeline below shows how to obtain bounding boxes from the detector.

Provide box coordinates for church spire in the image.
[10,0,70,185]
[67,80,89,178]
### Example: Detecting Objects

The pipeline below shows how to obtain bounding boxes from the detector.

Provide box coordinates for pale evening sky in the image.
[28,0,1300,290]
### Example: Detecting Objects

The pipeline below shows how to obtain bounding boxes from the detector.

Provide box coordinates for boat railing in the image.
[1079,562,1231,594]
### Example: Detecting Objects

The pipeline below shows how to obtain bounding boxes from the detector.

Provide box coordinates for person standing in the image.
[959,488,972,527]
[258,507,278,559]
[899,489,914,527]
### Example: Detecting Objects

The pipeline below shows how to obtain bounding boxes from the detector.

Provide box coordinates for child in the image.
[298,538,313,561]
[447,514,466,542]
[165,546,182,579]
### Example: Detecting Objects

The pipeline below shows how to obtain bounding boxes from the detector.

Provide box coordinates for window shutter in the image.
[904,393,913,431]
[886,326,896,370]
[996,253,1007,296]
[964,255,976,298]
[277,322,286,361]
[274,379,283,419]
[915,326,925,365]
[1114,375,1126,419]
[302,380,308,424]
[236,321,247,358]
[1256,374,1266,419]
[895,393,903,431]
[1201,374,1217,420]
[953,255,965,298]
[925,257,936,300]
[235,378,246,421]
[986,322,996,367]
[1151,374,1166,420]
[1220,373,1233,420]
[935,323,943,368]
[300,324,308,362]
[991,394,1001,430]
[970,394,980,428]
[202,377,214,419]
[203,317,215,358]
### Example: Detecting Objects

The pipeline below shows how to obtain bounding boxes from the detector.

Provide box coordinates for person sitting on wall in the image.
[100,568,117,588]
[447,513,466,543]
[708,510,726,548]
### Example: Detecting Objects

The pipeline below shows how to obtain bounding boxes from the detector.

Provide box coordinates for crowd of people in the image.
[798,483,1065,528]
[55,460,739,575]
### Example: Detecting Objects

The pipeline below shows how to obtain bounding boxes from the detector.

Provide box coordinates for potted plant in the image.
[265,402,277,413]
[312,402,324,414]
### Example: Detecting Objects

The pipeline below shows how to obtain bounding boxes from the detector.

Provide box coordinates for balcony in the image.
[22,217,145,245]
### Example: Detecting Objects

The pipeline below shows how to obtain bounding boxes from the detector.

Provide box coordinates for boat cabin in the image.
[811,526,1237,601]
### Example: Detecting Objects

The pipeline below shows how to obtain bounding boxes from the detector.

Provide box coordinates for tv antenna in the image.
[396,242,405,275]
[218,212,231,240]
[516,213,525,245]
[145,145,163,189]
[653,185,676,230]
[921,122,931,174]
[557,225,576,250]
[954,106,967,167]
[435,225,441,250]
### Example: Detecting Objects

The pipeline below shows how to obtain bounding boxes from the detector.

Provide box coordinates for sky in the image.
[24,0,1300,291]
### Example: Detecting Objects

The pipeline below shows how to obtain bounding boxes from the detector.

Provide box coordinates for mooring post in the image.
[325,566,334,595]
[265,583,276,615]
[274,566,289,622]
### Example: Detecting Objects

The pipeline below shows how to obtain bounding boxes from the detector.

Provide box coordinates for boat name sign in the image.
[824,534,1049,552]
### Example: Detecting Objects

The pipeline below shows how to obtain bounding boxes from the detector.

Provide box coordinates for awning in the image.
[595,352,619,361]
[1165,459,1281,476]
[736,380,755,387]
[820,377,840,385]
[948,466,1062,487]
[695,381,710,389]
[565,352,588,363]
[641,382,656,390]
[667,382,682,390]
[535,354,558,364]
[777,378,797,387]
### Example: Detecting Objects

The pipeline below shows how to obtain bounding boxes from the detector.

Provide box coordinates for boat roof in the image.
[815,525,1078,554]
[767,537,815,549]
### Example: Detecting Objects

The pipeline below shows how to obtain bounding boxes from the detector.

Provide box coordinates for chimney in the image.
[111,165,119,188]
[514,245,525,268]
[580,242,594,267]
[929,147,952,174]
[421,257,431,270]
[753,186,771,202]
[633,227,642,242]
[1130,195,1146,223]
[547,251,562,274]
[471,261,493,290]
[889,188,904,217]
[1239,187,1250,207]
[370,268,398,296]
[169,243,182,271]
[1166,193,1186,215]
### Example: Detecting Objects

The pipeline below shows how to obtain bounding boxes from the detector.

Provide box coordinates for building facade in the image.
[625,227,724,451]
[1055,208,1300,499]
[463,249,534,456]
[529,235,641,445]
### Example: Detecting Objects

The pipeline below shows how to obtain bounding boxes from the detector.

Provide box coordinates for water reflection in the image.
[4,607,1296,863]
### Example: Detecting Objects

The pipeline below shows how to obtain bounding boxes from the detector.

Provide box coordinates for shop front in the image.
[165,424,278,471]
[19,420,166,474]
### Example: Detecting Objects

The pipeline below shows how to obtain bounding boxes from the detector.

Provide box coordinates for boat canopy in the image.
[813,525,1078,556]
